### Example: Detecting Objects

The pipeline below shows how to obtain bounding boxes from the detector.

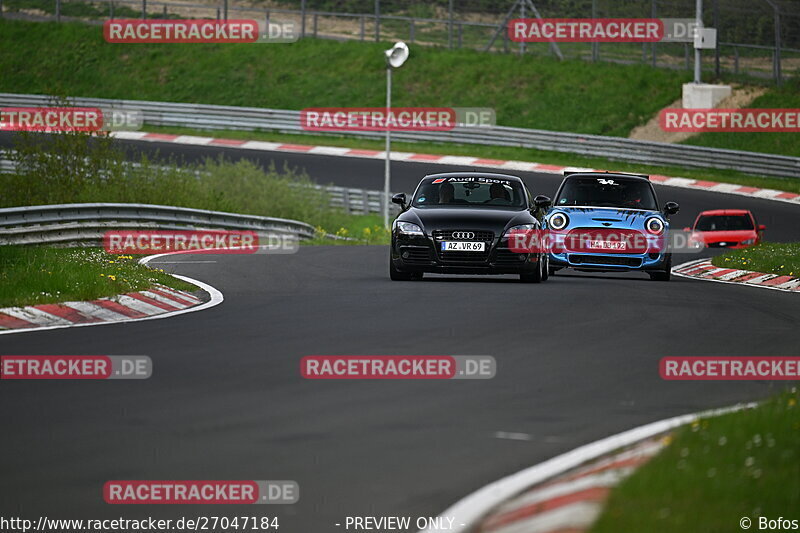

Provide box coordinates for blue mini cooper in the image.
[545,172,679,281]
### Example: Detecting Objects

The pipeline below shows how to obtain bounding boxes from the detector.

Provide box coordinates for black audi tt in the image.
[389,172,552,282]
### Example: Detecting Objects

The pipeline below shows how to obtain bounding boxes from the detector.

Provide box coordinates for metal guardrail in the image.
[3,93,797,179]
[0,203,317,246]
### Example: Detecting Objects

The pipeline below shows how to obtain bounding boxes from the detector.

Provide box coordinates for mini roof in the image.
[563,170,650,180]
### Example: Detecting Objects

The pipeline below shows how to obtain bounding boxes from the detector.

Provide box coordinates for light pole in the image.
[383,41,409,228]
[694,0,703,83]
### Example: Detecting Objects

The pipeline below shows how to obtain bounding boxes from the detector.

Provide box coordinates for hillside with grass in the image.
[0,18,688,137]
[1,18,795,157]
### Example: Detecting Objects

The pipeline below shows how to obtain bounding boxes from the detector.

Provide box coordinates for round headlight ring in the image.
[645,217,665,235]
[549,213,568,230]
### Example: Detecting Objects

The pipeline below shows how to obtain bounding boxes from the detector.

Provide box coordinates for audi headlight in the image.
[548,213,569,231]
[505,224,536,235]
[393,220,423,236]
[645,217,665,235]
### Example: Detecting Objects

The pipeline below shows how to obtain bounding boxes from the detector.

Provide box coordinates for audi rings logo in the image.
[451,231,475,240]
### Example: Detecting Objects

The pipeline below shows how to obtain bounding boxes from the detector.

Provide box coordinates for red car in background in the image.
[686,209,766,249]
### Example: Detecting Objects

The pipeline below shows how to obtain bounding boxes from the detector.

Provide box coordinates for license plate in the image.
[589,240,627,251]
[441,241,485,252]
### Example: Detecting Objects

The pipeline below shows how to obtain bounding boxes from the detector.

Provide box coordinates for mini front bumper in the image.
[549,251,669,271]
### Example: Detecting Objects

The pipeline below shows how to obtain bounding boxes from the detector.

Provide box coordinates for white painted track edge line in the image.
[0,252,224,336]
[417,402,755,533]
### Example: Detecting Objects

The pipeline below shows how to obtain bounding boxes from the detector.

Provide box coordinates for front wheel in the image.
[648,254,672,281]
[541,254,549,281]
[390,258,413,281]
[520,255,544,283]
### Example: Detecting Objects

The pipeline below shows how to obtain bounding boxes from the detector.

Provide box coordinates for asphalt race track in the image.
[0,132,798,240]
[1,135,799,531]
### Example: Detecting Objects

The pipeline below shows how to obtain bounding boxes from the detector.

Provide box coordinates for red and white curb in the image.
[673,259,800,293]
[417,403,754,533]
[475,437,668,533]
[0,254,224,335]
[112,131,800,206]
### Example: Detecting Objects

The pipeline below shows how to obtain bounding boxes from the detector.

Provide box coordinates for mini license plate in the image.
[588,240,627,251]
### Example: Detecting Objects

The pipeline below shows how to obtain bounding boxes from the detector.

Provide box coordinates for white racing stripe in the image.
[491,469,630,517]
[489,501,602,533]
[112,131,149,140]
[156,286,203,304]
[139,290,190,309]
[716,269,750,281]
[63,301,130,321]
[744,274,777,284]
[173,135,215,145]
[308,146,352,156]
[777,279,800,290]
[0,307,74,326]
[113,295,167,315]
[241,141,284,151]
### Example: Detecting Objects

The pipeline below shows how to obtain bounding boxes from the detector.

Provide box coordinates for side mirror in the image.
[682,226,692,232]
[758,224,766,231]
[664,201,680,216]
[391,193,407,210]
[534,195,552,209]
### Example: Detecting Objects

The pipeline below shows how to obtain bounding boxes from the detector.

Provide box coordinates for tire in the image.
[541,254,549,281]
[648,253,672,281]
[520,256,544,283]
[390,258,413,281]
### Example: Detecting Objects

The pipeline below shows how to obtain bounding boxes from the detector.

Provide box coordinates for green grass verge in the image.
[711,242,800,278]
[0,246,197,307]
[591,389,800,533]
[304,213,390,245]
[144,125,800,194]
[683,79,800,158]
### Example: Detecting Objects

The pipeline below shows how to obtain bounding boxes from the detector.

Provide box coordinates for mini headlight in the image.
[393,220,423,236]
[548,213,569,231]
[741,238,755,245]
[645,217,665,235]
